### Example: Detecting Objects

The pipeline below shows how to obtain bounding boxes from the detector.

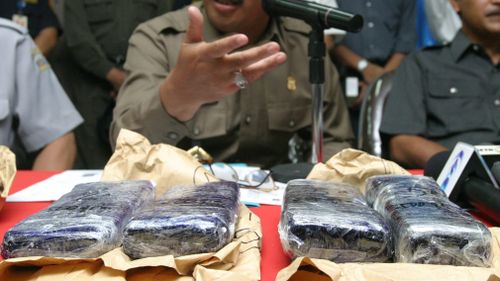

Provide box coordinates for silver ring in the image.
[233,70,248,89]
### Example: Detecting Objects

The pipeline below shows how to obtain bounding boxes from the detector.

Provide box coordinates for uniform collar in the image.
[450,29,481,62]
[201,3,223,43]
[200,2,307,54]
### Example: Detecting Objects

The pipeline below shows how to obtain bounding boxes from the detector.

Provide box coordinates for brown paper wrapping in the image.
[0,129,261,281]
[101,129,218,196]
[307,148,410,193]
[0,145,16,210]
[276,228,500,281]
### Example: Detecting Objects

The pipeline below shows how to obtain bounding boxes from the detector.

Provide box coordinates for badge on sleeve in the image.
[31,47,50,71]
[12,14,28,28]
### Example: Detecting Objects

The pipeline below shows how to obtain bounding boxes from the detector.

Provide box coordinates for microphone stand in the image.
[270,26,327,182]
[309,26,325,164]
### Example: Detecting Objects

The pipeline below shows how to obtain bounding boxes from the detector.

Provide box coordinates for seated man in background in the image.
[111,0,354,168]
[0,0,60,56]
[380,0,500,169]
[0,19,83,170]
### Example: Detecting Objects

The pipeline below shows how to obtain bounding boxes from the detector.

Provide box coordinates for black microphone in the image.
[462,176,500,224]
[425,149,500,224]
[424,150,451,180]
[262,0,364,32]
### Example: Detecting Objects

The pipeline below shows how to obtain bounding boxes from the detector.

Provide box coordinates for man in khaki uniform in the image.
[111,0,354,168]
[50,0,181,168]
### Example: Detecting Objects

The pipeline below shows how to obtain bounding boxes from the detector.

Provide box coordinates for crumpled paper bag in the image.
[307,148,410,193]
[0,145,16,211]
[101,129,218,196]
[0,129,262,281]
[276,227,500,281]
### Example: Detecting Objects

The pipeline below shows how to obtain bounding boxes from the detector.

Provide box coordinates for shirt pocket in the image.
[427,77,489,135]
[267,103,312,133]
[266,83,333,133]
[84,0,113,24]
[189,101,227,139]
[133,0,159,23]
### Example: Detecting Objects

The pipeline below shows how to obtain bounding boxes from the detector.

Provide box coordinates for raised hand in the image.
[160,6,287,121]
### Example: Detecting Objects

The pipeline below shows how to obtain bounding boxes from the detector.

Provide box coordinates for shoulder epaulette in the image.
[423,42,450,50]
[281,17,311,36]
[0,18,28,35]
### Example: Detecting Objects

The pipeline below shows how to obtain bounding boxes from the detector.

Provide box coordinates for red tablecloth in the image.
[0,171,290,281]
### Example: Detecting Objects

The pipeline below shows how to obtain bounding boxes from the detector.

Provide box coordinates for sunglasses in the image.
[188,146,277,191]
[193,163,277,192]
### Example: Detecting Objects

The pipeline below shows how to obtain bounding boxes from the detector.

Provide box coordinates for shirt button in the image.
[473,45,479,51]
[368,22,374,28]
[495,99,500,106]
[167,132,178,140]
[450,87,458,94]
[245,115,252,124]
[289,120,296,128]
[193,127,200,136]
[366,1,372,7]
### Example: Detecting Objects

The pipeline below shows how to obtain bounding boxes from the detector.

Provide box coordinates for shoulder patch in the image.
[31,47,50,71]
[0,18,28,35]
[281,17,311,35]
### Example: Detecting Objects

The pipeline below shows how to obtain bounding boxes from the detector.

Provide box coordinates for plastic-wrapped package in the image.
[365,175,492,266]
[279,179,392,262]
[123,181,240,259]
[365,175,447,210]
[2,180,154,259]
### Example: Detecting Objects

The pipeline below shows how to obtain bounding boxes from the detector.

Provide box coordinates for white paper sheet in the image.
[8,166,285,206]
[239,182,286,206]
[7,170,103,202]
[212,164,285,206]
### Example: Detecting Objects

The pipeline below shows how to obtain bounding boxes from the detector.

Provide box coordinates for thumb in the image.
[185,6,204,43]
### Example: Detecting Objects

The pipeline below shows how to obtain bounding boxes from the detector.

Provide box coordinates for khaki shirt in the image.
[112,3,353,168]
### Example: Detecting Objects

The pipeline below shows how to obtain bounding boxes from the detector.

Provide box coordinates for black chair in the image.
[357,71,396,157]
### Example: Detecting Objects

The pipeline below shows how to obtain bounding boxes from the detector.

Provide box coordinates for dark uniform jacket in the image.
[65,0,175,79]
[112,3,354,168]
[381,30,500,149]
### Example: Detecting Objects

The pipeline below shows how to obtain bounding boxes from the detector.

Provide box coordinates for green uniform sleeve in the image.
[63,0,114,80]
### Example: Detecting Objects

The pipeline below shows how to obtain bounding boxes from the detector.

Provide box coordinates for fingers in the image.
[185,6,204,43]
[224,41,281,70]
[242,52,287,82]
[199,34,249,59]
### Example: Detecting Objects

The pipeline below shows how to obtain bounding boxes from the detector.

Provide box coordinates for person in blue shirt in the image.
[0,19,83,169]
[330,0,417,139]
